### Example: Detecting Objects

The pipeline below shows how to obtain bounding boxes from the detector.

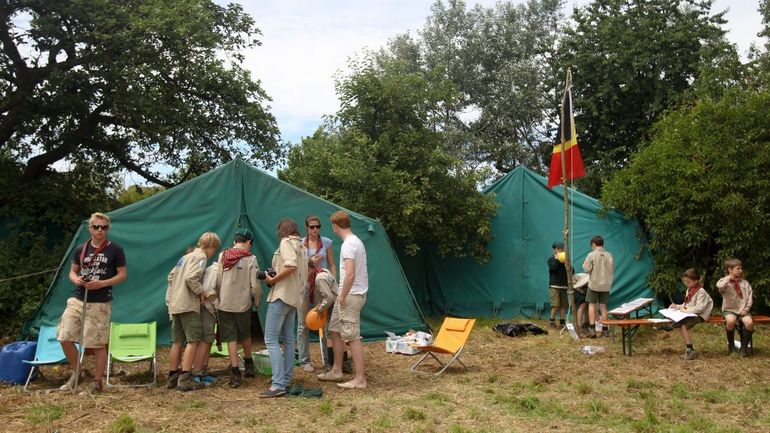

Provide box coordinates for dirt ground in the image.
[2,318,770,433]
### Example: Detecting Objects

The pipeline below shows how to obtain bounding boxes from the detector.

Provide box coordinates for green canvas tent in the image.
[23,159,427,344]
[402,166,655,318]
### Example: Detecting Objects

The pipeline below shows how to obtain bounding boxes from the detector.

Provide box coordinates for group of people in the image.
[548,235,614,338]
[548,236,756,360]
[55,210,369,395]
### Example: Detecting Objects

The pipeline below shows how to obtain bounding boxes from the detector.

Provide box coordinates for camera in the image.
[257,268,277,280]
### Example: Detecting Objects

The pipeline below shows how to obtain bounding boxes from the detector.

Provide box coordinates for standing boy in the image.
[166,232,220,391]
[582,235,614,338]
[716,258,754,357]
[317,211,368,389]
[58,212,127,393]
[217,228,260,387]
[547,241,569,329]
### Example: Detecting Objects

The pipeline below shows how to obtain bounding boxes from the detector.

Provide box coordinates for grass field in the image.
[2,317,770,433]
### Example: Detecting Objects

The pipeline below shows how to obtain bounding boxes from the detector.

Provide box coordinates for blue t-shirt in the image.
[301,236,333,269]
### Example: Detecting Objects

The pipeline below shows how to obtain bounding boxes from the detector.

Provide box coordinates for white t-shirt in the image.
[339,234,368,295]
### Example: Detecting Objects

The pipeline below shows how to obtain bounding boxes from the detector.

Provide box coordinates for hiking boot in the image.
[79,380,104,395]
[726,329,736,354]
[601,328,609,338]
[587,328,597,339]
[229,368,242,388]
[683,348,697,360]
[167,371,181,389]
[243,358,256,378]
[59,372,80,392]
[549,321,558,329]
[177,372,204,392]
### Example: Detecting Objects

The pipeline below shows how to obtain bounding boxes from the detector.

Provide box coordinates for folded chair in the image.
[22,325,70,392]
[411,317,476,376]
[106,321,157,387]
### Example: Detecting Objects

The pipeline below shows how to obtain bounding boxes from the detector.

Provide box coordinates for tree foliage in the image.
[381,0,564,176]
[559,0,735,195]
[1,0,283,187]
[601,88,770,305]
[280,57,498,260]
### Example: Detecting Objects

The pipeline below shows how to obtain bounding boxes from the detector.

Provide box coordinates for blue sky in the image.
[240,0,766,146]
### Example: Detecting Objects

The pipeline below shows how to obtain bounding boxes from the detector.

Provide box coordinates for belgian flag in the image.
[547,82,585,189]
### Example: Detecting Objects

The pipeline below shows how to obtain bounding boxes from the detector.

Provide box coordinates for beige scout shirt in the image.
[582,247,614,293]
[716,276,753,315]
[166,248,207,315]
[314,268,337,313]
[681,287,714,321]
[217,253,260,313]
[202,262,222,315]
[267,236,308,309]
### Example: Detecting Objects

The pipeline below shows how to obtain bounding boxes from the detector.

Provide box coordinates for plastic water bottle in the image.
[581,345,605,355]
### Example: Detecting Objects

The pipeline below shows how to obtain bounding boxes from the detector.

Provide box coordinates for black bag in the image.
[492,322,548,337]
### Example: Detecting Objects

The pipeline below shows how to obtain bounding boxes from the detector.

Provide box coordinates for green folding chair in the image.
[106,321,157,387]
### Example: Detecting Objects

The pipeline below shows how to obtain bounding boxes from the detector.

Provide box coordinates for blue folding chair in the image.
[22,325,70,392]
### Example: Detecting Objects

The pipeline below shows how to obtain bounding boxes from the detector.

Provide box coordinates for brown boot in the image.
[177,372,204,392]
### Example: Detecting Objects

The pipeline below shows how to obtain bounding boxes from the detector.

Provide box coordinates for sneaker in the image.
[59,373,80,391]
[258,388,286,398]
[683,349,697,360]
[229,373,242,388]
[167,371,181,390]
[301,363,315,373]
[177,373,204,392]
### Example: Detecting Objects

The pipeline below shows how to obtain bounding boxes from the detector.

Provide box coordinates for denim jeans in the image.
[264,299,297,390]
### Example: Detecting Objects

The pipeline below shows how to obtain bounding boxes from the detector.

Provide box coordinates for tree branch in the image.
[116,156,174,188]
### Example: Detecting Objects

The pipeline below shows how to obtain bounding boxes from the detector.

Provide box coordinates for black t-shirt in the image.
[71,241,126,303]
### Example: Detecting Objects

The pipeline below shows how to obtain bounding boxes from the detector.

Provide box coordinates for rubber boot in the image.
[726,329,736,354]
[740,330,752,358]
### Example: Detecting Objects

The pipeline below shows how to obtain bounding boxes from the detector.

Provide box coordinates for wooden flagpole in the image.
[560,68,580,338]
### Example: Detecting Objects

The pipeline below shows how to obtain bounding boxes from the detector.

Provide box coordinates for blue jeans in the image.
[264,299,297,390]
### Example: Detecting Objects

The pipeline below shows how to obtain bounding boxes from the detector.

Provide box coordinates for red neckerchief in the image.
[732,279,743,299]
[684,284,701,304]
[221,247,252,271]
[304,236,323,257]
[79,239,110,283]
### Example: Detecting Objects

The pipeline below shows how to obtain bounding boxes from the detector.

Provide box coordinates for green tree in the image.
[280,57,498,260]
[559,0,735,196]
[601,88,770,305]
[1,0,282,187]
[382,0,565,175]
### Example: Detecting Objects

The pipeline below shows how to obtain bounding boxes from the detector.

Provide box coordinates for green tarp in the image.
[23,159,427,344]
[402,166,655,318]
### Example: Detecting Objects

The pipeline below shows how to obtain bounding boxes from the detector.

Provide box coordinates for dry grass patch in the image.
[1,317,770,432]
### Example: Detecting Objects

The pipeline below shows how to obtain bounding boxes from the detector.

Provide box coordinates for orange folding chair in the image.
[411,317,476,375]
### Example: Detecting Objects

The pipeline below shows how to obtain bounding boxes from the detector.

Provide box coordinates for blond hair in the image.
[89,212,111,225]
[197,232,221,250]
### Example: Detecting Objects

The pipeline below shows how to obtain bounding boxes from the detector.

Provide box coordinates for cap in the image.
[552,241,564,249]
[235,228,253,241]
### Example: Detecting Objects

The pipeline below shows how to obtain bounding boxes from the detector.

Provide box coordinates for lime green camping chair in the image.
[106,321,157,387]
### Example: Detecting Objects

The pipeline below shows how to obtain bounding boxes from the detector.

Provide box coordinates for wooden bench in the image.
[602,315,770,356]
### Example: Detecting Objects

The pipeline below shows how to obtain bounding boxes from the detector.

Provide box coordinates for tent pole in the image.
[560,68,579,338]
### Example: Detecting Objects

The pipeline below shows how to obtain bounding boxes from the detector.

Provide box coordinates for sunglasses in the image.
[308,224,321,229]
[91,224,109,231]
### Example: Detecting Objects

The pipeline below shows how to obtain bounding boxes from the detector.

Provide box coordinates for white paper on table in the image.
[658,308,697,323]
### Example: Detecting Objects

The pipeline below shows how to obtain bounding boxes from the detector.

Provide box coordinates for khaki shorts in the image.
[329,294,366,342]
[672,316,703,330]
[549,286,568,308]
[57,297,111,348]
[218,310,251,342]
[201,307,217,343]
[172,311,203,343]
[586,289,609,305]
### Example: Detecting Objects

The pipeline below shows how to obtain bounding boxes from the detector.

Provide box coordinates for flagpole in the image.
[560,68,580,338]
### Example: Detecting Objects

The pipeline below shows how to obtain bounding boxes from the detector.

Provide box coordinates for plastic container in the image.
[580,345,605,355]
[0,341,37,384]
[252,350,272,376]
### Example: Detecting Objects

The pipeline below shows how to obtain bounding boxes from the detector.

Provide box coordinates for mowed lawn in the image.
[2,317,770,433]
